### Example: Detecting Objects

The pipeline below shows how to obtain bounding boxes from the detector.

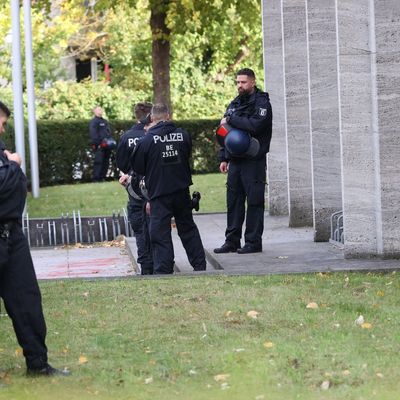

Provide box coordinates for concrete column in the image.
[282,0,313,227]
[262,0,289,216]
[336,0,400,257]
[306,0,342,241]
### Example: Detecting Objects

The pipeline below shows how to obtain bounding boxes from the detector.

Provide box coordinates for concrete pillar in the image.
[262,0,289,216]
[336,0,400,257]
[306,0,343,241]
[282,0,313,227]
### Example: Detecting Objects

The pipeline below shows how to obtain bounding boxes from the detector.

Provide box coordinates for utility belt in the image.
[0,221,16,240]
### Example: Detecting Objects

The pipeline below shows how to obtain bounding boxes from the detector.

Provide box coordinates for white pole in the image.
[10,0,26,172]
[23,0,40,197]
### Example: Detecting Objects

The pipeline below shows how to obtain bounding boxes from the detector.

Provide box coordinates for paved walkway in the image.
[193,214,400,274]
[32,213,400,280]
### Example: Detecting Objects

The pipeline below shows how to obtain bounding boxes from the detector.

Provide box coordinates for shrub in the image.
[3,119,220,187]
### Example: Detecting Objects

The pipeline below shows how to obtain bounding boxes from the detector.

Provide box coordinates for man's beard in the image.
[238,87,253,97]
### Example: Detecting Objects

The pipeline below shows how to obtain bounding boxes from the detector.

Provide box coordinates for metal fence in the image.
[23,209,134,247]
[330,210,344,244]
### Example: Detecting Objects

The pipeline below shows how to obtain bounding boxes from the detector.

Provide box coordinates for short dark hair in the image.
[151,103,169,121]
[0,101,11,117]
[236,68,256,79]
[134,102,153,121]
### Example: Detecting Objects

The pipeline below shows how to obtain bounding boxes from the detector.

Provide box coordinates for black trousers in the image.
[127,197,153,274]
[92,148,111,182]
[225,157,266,248]
[0,222,48,369]
[149,189,206,274]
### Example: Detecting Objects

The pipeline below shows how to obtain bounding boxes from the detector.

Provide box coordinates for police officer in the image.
[89,105,113,182]
[131,103,206,274]
[0,101,68,376]
[214,68,272,254]
[116,102,153,275]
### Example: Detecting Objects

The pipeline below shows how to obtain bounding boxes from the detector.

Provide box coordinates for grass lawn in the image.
[26,173,227,218]
[1,273,399,399]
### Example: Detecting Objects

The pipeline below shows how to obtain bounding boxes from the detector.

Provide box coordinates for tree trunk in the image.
[150,1,171,113]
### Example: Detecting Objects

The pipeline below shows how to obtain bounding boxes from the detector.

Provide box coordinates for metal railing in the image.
[23,209,134,247]
[330,210,344,244]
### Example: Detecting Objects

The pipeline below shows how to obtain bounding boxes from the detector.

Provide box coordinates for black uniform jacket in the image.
[89,116,111,146]
[116,122,146,174]
[0,140,27,221]
[131,121,193,200]
[219,88,273,162]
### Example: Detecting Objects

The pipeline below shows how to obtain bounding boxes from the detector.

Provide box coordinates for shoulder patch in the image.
[259,107,268,117]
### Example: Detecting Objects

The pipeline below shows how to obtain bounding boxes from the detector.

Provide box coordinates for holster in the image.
[0,223,12,274]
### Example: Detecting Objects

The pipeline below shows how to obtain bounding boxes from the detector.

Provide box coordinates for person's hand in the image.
[219,161,229,174]
[145,202,151,215]
[119,174,130,187]
[4,150,22,166]
[220,117,227,125]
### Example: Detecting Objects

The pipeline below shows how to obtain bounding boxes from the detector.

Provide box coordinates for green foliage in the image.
[0,0,264,120]
[4,118,219,187]
[0,2,81,86]
[35,80,149,120]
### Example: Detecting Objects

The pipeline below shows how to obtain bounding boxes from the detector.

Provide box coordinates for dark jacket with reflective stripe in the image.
[0,140,27,221]
[116,122,146,174]
[218,88,273,162]
[131,121,193,200]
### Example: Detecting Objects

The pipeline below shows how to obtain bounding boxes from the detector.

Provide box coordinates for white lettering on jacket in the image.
[153,132,183,144]
[128,137,140,147]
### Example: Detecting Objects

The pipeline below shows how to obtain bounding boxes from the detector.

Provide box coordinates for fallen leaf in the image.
[355,315,365,325]
[376,291,385,297]
[14,348,23,357]
[78,355,88,365]
[342,370,351,376]
[224,310,233,317]
[306,302,319,309]
[361,322,372,329]
[247,310,259,319]
[214,374,230,382]
[220,382,230,390]
[320,381,330,390]
[263,341,274,349]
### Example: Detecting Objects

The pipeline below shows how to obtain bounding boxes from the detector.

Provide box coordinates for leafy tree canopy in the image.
[0,0,264,119]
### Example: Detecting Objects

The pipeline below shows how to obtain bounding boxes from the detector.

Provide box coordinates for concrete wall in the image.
[262,0,400,257]
[262,0,289,216]
[306,0,343,241]
[375,1,400,257]
[337,0,400,257]
[281,0,313,227]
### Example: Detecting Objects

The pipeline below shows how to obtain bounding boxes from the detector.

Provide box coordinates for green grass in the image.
[26,173,227,218]
[1,273,399,399]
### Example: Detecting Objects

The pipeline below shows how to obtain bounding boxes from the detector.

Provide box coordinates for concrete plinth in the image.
[306,0,343,241]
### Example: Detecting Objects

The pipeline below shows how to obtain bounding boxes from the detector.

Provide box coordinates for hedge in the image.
[2,119,220,187]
